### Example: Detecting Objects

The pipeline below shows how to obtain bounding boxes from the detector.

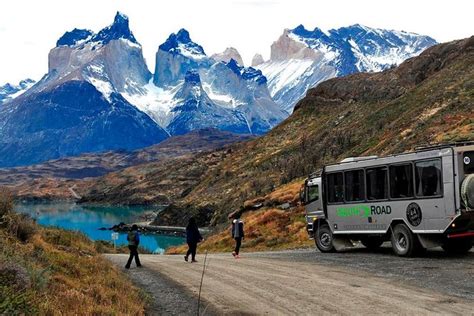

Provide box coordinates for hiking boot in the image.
[191,259,198,263]
[184,255,188,262]
[125,265,130,269]
[232,251,236,257]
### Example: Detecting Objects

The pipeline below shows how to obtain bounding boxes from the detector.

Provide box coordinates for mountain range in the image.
[0,12,436,167]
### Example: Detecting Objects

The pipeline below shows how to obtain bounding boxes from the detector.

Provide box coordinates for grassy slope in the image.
[167,181,314,254]
[0,201,146,315]
[181,37,474,224]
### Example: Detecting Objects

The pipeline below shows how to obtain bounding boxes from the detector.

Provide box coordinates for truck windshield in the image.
[306,185,319,203]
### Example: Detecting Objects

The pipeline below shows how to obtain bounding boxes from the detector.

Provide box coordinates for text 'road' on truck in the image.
[301,142,474,257]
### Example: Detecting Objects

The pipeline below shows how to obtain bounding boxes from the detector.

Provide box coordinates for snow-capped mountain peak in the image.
[0,79,36,105]
[159,28,206,60]
[257,24,437,112]
[92,11,138,45]
[55,12,138,48]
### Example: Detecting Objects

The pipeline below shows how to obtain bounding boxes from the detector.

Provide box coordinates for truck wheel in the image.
[315,224,335,253]
[390,224,417,257]
[442,238,473,255]
[361,237,384,250]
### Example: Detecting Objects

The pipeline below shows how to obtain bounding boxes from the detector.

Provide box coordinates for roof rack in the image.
[415,141,474,152]
[308,169,322,178]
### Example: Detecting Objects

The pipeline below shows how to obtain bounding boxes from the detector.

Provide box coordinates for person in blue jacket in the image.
[185,217,203,262]
[125,224,142,269]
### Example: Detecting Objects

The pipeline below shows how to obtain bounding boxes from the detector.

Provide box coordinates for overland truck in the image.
[301,142,474,257]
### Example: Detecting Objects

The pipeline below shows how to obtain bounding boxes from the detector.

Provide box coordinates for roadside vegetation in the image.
[167,181,313,254]
[0,188,147,315]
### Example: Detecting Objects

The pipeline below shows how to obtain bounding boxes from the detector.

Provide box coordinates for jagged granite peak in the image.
[56,28,93,47]
[251,53,265,67]
[211,47,244,66]
[55,12,138,48]
[92,11,138,45]
[153,29,210,87]
[159,28,206,57]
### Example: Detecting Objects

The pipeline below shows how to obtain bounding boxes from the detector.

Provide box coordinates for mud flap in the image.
[417,234,443,249]
[333,236,355,251]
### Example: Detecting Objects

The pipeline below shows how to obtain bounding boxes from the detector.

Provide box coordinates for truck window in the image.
[366,167,388,200]
[306,185,319,203]
[415,159,442,197]
[345,170,365,202]
[390,164,414,198]
[327,172,344,203]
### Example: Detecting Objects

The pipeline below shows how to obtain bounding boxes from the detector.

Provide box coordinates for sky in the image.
[0,0,473,84]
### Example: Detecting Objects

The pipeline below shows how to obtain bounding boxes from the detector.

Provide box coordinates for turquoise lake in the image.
[14,202,185,254]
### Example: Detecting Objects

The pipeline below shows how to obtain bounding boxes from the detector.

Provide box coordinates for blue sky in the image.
[0,0,473,84]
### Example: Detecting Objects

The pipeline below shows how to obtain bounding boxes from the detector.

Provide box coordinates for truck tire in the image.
[315,224,336,253]
[461,174,474,209]
[442,238,473,255]
[361,237,384,250]
[390,224,418,257]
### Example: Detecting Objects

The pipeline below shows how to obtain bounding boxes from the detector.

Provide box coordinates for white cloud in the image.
[0,0,473,84]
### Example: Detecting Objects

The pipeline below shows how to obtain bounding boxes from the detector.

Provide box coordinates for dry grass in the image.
[0,188,146,315]
[167,206,313,254]
[167,182,313,254]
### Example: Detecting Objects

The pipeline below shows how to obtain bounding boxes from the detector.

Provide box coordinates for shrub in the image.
[0,188,13,218]
[7,214,37,242]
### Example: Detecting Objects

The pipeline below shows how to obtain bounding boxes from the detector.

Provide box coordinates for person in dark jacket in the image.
[125,224,142,269]
[185,217,202,262]
[231,216,244,258]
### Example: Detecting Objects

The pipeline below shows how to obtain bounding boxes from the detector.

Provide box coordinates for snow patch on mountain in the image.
[0,79,36,105]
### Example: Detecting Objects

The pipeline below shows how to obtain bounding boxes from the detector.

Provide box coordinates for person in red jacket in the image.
[231,216,244,258]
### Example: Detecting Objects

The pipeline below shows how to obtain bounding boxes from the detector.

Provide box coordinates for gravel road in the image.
[107,245,474,315]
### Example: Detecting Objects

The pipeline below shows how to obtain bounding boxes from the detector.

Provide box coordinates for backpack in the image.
[127,231,138,246]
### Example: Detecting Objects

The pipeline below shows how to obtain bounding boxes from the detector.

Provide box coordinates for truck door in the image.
[304,178,324,221]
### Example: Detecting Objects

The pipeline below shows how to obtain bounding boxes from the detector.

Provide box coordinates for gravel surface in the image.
[106,255,218,316]
[246,244,474,300]
[106,246,474,315]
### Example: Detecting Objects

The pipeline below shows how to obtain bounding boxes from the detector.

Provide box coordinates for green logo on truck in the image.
[336,205,391,218]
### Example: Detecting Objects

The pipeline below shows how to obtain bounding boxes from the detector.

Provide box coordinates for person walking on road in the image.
[125,224,142,269]
[232,216,244,258]
[185,217,203,263]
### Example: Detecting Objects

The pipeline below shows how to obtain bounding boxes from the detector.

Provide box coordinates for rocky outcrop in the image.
[270,29,320,61]
[211,47,244,66]
[251,53,265,67]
